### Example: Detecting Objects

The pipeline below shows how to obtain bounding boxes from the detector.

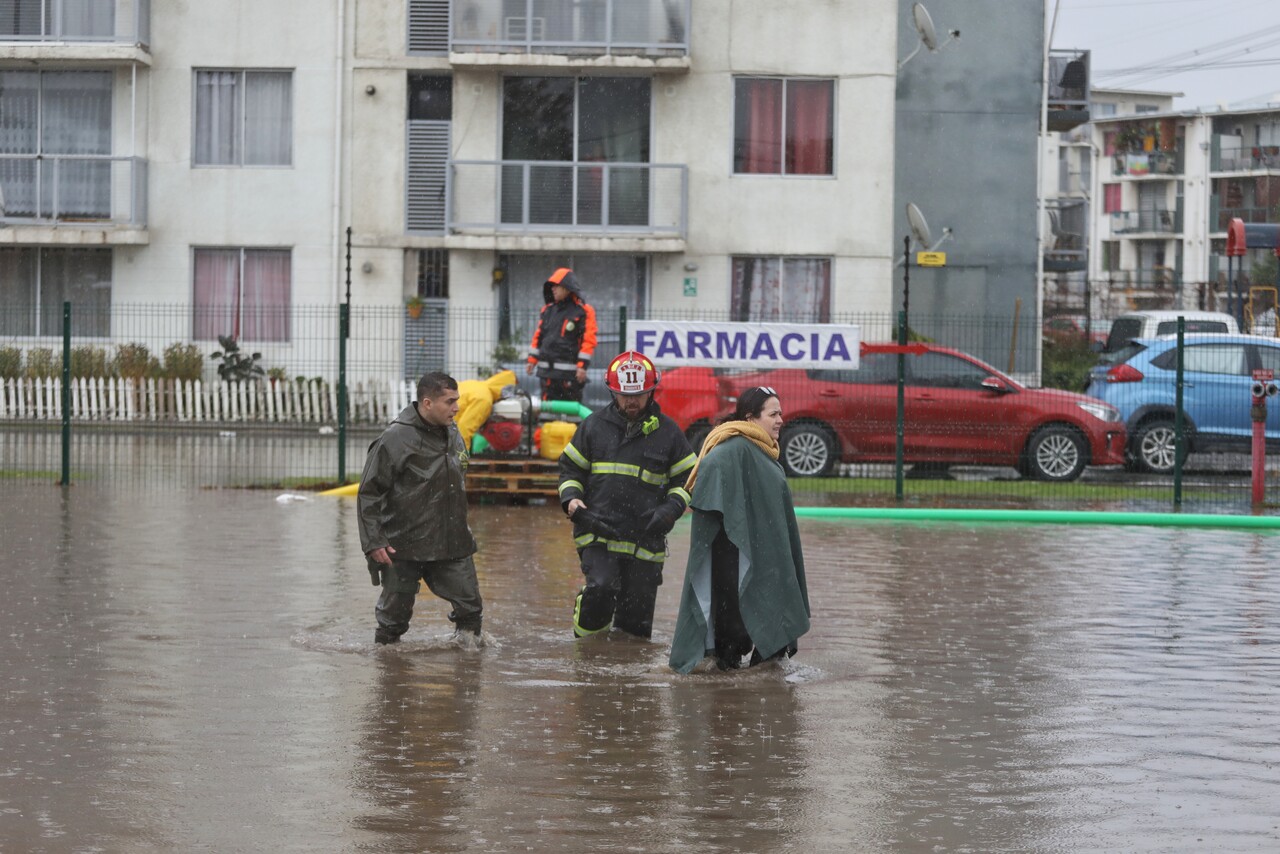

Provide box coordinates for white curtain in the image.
[194,71,240,166]
[732,257,830,322]
[61,0,114,37]
[42,71,112,217]
[244,72,291,166]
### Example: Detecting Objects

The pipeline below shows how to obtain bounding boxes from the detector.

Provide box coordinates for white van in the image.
[1102,310,1239,353]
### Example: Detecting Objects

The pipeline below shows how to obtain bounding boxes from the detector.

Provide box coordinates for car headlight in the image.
[1076,400,1121,422]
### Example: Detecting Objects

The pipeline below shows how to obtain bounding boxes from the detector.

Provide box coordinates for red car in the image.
[656,343,1126,481]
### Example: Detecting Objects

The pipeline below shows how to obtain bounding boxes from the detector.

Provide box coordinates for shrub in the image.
[266,366,288,382]
[1042,332,1099,392]
[162,343,203,381]
[24,348,60,379]
[210,335,264,382]
[69,346,111,378]
[0,347,20,379]
[112,343,161,379]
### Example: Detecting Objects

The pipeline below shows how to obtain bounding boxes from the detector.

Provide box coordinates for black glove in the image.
[573,507,622,541]
[640,499,684,541]
[366,556,383,587]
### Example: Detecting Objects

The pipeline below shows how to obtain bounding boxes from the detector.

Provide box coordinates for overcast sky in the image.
[1048,0,1280,110]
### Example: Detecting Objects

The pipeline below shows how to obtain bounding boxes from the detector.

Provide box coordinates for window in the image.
[730,257,830,322]
[1103,183,1122,214]
[733,77,833,175]
[0,247,111,337]
[416,248,449,298]
[1094,102,1117,118]
[1102,241,1120,272]
[1135,104,1159,114]
[908,352,991,390]
[193,70,293,167]
[192,248,291,342]
[0,70,112,219]
[501,76,651,226]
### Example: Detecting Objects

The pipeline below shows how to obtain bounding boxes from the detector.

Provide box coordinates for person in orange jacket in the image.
[526,267,597,403]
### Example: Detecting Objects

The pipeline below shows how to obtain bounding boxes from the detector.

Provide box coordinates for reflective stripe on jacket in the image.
[557,400,696,562]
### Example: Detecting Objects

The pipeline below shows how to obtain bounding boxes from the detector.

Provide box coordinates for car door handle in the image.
[819,390,840,397]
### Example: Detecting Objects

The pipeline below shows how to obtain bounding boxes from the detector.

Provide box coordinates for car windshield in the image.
[1154,320,1230,335]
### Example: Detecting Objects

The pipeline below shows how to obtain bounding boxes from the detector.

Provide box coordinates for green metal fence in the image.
[2,302,1279,514]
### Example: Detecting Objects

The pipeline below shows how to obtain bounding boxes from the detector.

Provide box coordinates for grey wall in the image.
[893,0,1044,371]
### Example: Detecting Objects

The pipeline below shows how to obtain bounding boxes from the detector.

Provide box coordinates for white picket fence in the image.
[0,376,416,424]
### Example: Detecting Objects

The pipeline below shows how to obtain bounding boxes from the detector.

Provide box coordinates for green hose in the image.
[541,399,592,419]
[792,506,1280,530]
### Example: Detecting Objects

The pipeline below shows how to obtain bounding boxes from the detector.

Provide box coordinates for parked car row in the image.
[652,343,1128,482]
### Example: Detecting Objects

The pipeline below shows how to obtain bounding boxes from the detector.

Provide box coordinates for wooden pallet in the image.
[466,456,560,499]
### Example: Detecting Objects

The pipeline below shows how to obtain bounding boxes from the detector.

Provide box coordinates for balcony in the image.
[1106,268,1179,292]
[1046,49,1089,132]
[0,154,147,237]
[443,0,689,68]
[1209,201,1275,233]
[1112,148,1183,177]
[1044,198,1087,272]
[1211,140,1280,173]
[446,159,686,245]
[1110,206,1181,236]
[0,0,150,58]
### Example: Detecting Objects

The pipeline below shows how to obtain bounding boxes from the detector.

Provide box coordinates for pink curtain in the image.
[242,250,291,342]
[785,80,833,175]
[736,79,782,174]
[1103,184,1122,214]
[193,249,240,340]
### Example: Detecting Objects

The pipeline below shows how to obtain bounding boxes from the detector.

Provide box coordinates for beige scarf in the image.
[683,421,779,494]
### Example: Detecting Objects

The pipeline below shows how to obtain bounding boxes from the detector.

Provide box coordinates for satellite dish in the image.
[898,3,959,69]
[907,203,933,247]
[913,3,938,51]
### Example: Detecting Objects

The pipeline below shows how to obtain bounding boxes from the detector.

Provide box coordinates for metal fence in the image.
[3,302,1280,514]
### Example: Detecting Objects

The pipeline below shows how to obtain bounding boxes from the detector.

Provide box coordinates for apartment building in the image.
[0,1,926,381]
[1045,88,1280,323]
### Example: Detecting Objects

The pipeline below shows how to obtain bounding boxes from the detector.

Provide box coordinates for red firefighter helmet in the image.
[605,351,660,396]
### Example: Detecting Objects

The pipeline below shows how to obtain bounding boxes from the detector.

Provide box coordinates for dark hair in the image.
[417,371,457,401]
[733,386,779,421]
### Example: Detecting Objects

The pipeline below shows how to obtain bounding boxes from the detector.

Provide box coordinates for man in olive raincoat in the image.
[358,371,483,645]
[668,427,810,673]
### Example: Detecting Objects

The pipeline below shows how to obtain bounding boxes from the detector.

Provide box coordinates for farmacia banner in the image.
[626,321,860,370]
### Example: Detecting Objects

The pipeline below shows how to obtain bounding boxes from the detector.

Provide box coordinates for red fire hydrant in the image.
[1249,373,1278,504]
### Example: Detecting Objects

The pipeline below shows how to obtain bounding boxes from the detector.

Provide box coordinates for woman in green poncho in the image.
[669,387,810,673]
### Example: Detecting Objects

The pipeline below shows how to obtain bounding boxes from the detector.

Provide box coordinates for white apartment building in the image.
[0,0,899,381]
[1044,87,1280,323]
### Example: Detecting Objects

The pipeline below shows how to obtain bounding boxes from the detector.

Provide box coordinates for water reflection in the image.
[1,486,1279,851]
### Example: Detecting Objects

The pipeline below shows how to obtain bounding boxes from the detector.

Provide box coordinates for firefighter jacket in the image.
[358,403,477,562]
[527,269,598,380]
[557,399,697,563]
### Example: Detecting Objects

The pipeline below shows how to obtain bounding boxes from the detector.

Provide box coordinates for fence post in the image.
[1174,316,1185,507]
[619,304,628,352]
[61,301,71,486]
[338,302,349,483]
[895,310,906,502]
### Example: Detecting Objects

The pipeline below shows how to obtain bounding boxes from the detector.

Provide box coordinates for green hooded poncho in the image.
[668,436,810,673]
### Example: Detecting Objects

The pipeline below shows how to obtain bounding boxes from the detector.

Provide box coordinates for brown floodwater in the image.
[2,483,1279,852]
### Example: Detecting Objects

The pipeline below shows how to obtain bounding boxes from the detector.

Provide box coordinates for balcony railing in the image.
[1212,140,1280,172]
[448,159,686,237]
[1112,149,1183,177]
[1105,268,1179,291]
[1210,203,1275,232]
[1111,207,1181,235]
[0,155,147,228]
[0,0,149,45]
[448,0,689,56]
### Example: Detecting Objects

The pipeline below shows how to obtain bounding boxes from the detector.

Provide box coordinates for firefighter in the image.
[558,351,697,639]
[526,267,598,402]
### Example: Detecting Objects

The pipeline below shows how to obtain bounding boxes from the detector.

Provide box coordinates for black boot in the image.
[451,611,482,637]
[374,628,400,645]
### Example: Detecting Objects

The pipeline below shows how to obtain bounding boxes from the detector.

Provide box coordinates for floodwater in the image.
[2,484,1280,853]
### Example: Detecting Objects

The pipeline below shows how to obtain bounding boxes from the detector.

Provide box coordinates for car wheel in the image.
[685,422,710,455]
[1131,418,1184,475]
[1024,424,1088,482]
[780,422,837,477]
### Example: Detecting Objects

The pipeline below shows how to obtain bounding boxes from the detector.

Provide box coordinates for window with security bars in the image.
[416,249,449,299]
[192,248,291,342]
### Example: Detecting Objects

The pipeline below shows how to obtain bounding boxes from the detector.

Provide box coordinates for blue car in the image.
[1085,333,1280,474]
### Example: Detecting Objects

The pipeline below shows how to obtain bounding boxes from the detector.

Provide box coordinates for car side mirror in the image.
[980,377,1011,394]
